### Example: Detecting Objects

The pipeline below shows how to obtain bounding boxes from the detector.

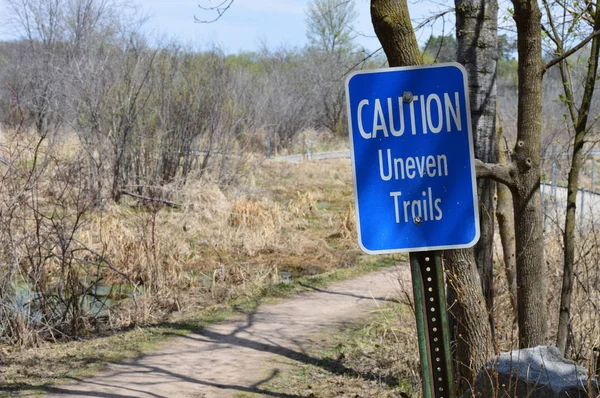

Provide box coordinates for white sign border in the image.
[345,62,481,254]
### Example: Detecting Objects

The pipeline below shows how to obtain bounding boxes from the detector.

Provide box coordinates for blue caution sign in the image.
[346,63,479,254]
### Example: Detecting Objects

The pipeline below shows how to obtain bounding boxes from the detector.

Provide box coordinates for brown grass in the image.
[86,158,360,325]
[491,221,600,387]
[0,128,362,346]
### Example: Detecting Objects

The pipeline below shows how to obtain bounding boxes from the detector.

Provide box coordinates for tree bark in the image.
[370,0,422,67]
[511,0,547,348]
[445,250,494,392]
[456,0,498,336]
[495,121,518,319]
[446,0,498,391]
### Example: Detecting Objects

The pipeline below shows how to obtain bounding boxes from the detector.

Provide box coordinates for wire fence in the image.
[541,183,600,231]
[541,152,600,231]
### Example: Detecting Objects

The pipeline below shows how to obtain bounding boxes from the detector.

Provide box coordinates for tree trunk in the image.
[511,0,547,348]
[447,0,498,391]
[456,0,498,336]
[495,122,518,318]
[558,132,584,356]
[556,2,600,355]
[445,250,494,392]
[370,0,422,67]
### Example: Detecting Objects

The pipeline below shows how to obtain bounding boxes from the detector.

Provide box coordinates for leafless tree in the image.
[541,0,600,356]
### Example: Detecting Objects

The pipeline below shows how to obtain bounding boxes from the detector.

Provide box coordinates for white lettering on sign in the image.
[358,99,370,139]
[356,92,462,138]
[390,188,443,224]
[387,97,404,136]
[364,93,458,226]
[378,149,448,181]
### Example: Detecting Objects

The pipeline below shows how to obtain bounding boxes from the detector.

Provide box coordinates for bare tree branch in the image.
[475,159,517,188]
[414,8,455,30]
[544,29,600,71]
[119,190,183,208]
[345,47,383,75]
[195,0,235,23]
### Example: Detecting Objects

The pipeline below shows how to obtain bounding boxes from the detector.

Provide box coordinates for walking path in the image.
[45,266,405,398]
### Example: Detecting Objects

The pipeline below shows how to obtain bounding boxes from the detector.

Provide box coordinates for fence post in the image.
[592,158,595,192]
[580,188,586,226]
[305,139,311,161]
[552,163,558,200]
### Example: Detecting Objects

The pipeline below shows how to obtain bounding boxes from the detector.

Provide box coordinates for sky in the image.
[138,0,453,53]
[0,0,453,53]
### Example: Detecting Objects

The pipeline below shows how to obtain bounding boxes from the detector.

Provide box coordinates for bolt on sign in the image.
[345,63,480,253]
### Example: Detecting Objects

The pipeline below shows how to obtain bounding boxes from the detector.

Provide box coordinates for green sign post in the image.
[410,252,455,398]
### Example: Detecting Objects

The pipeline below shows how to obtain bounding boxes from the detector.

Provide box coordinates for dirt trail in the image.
[45,266,405,398]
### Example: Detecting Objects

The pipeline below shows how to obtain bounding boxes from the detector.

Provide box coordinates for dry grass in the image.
[82,158,361,326]
[0,129,397,392]
[265,221,600,398]
[4,127,598,395]
[0,128,362,346]
[491,221,600,386]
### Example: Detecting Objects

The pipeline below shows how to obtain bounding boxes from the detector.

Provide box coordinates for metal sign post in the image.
[410,251,455,397]
[345,63,479,398]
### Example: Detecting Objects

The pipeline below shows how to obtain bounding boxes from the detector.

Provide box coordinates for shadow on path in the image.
[160,301,400,387]
[4,369,307,398]
[296,282,399,304]
[7,274,401,397]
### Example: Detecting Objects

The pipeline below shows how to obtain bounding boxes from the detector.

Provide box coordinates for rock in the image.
[463,346,599,398]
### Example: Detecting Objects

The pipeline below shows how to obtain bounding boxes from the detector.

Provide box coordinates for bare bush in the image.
[0,129,121,344]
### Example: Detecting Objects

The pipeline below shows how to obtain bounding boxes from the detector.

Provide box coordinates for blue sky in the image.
[140,0,452,53]
[0,0,453,53]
